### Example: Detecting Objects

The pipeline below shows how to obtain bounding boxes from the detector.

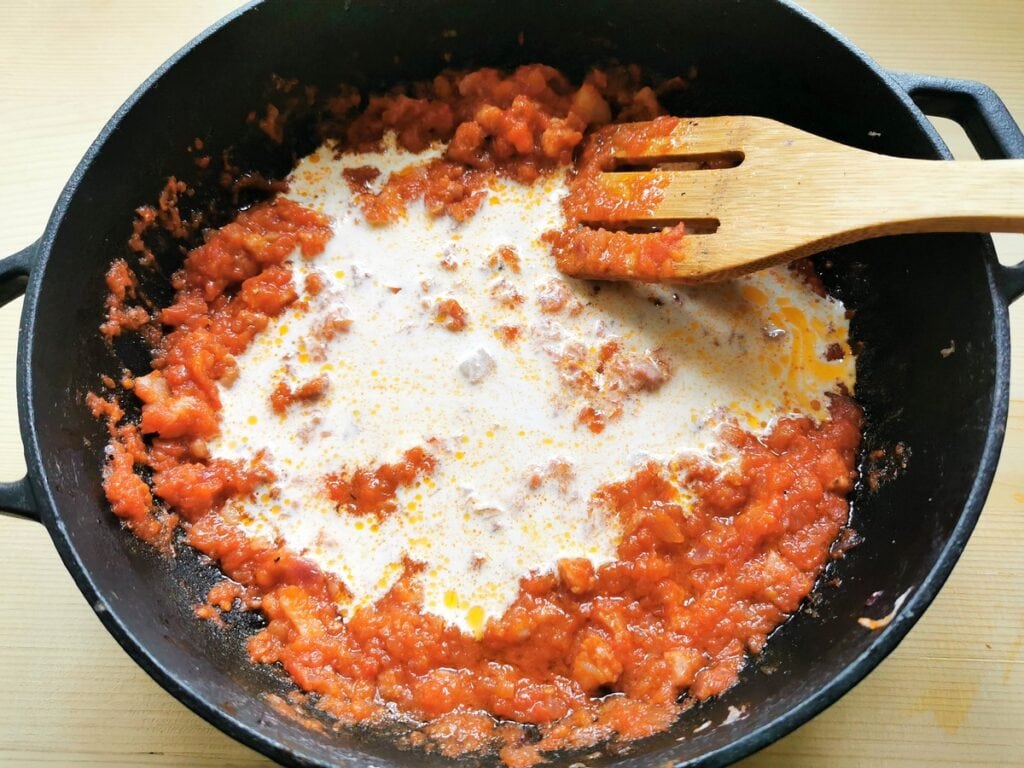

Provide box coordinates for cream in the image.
[208,135,855,635]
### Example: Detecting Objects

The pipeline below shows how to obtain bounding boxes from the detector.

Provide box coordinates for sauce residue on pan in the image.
[92,64,861,766]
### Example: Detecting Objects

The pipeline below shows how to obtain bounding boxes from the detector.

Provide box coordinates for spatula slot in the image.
[610,152,744,172]
[581,218,720,235]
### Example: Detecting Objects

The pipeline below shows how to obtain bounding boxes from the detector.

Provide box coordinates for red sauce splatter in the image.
[495,324,522,345]
[100,259,152,340]
[578,405,607,434]
[304,272,325,296]
[325,447,437,520]
[435,298,468,331]
[270,375,330,414]
[342,165,382,194]
[489,245,521,273]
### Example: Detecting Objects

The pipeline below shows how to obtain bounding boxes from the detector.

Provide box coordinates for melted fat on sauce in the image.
[208,135,855,636]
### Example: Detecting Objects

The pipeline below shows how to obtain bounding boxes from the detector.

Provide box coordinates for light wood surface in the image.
[0,2,1021,766]
[576,116,1024,282]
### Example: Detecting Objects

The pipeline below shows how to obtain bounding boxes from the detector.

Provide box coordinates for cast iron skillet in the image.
[1,1,1023,766]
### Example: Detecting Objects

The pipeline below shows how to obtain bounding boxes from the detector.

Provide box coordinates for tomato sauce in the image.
[93,64,862,766]
[94,197,332,542]
[548,117,691,282]
[270,375,329,414]
[434,297,468,331]
[319,65,671,227]
[325,447,437,520]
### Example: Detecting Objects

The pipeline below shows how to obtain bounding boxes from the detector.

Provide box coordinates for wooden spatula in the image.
[556,115,1024,283]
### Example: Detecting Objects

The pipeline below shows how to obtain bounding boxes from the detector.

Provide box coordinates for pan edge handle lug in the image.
[0,241,40,522]
[0,477,39,522]
[995,263,1024,304]
[892,71,1024,304]
[0,240,38,308]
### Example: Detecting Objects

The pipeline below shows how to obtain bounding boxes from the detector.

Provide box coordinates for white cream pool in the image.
[210,136,855,635]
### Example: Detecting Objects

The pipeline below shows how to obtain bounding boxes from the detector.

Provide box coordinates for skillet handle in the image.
[893,72,1024,304]
[0,241,39,522]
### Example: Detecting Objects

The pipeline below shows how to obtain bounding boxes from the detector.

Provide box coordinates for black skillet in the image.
[1,1,1022,766]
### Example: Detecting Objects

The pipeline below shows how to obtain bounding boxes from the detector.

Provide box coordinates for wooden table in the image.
[1,2,1021,765]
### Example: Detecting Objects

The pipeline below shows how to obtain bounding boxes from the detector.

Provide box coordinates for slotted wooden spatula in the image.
[559,115,1024,283]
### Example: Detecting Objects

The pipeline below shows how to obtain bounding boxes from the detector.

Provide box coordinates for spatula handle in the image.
[581,114,1024,283]
[837,156,1024,236]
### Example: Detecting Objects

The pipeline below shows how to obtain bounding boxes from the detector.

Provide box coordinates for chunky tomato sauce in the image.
[93,64,861,766]
[93,197,332,543]
[325,447,437,520]
[547,117,687,282]
[316,65,677,229]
